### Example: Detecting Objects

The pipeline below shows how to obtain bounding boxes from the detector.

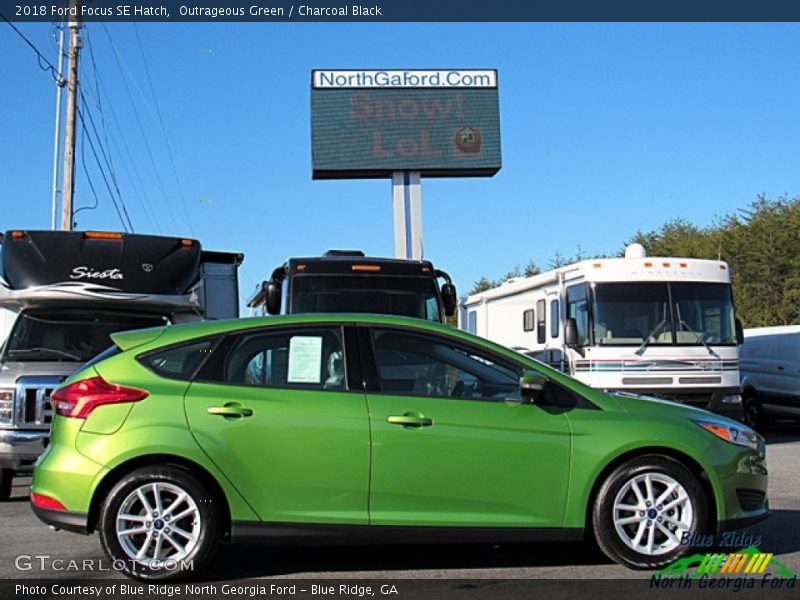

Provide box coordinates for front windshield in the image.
[3,309,169,362]
[291,275,441,321]
[591,282,736,346]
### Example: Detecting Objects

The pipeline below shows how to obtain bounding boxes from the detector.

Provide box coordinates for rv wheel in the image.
[743,395,766,431]
[0,469,12,501]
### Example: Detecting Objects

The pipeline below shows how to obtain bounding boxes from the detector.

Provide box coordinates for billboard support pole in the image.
[392,171,423,260]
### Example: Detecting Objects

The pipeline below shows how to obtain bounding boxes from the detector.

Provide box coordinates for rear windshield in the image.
[3,309,169,362]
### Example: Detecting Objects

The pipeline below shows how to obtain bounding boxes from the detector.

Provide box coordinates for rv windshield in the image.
[591,282,736,346]
[2,309,169,362]
[290,275,441,321]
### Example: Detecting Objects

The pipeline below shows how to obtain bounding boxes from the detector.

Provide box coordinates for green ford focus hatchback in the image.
[31,315,769,580]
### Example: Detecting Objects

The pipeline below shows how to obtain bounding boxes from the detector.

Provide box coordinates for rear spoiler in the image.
[110,326,168,351]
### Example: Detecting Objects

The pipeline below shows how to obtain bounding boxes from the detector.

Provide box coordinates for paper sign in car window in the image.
[287,336,323,383]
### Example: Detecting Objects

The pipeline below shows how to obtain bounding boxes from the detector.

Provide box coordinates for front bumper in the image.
[719,511,771,533]
[708,436,770,531]
[0,429,48,471]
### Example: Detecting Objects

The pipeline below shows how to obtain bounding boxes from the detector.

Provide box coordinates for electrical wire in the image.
[132,22,195,234]
[83,34,163,234]
[76,103,134,232]
[82,27,159,233]
[79,88,133,229]
[1,12,63,83]
[73,121,100,223]
[100,22,182,232]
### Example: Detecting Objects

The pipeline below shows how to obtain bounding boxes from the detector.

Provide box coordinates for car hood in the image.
[608,390,742,427]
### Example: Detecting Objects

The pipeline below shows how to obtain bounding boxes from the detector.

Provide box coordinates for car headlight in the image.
[720,393,741,404]
[0,388,14,425]
[694,418,761,451]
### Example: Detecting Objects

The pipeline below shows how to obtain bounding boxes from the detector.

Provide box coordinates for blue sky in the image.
[4,22,800,305]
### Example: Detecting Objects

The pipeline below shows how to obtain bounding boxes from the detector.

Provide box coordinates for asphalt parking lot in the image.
[1,427,798,582]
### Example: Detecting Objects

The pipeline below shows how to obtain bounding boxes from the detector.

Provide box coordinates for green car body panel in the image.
[32,314,767,543]
[184,380,370,524]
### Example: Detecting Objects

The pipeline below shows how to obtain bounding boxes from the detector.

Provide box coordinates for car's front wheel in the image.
[592,455,709,569]
[98,466,219,580]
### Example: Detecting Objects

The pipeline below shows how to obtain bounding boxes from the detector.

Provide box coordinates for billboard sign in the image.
[311,69,501,179]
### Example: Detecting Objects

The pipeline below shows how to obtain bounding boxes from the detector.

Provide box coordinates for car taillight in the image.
[31,492,67,511]
[52,376,148,419]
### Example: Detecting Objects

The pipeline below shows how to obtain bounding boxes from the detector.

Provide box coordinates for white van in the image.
[739,325,800,428]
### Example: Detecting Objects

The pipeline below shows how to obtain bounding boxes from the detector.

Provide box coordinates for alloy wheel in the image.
[612,472,694,556]
[115,482,201,568]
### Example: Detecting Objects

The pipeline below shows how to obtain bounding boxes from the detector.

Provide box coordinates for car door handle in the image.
[208,405,253,418]
[387,414,433,427]
[777,366,784,371]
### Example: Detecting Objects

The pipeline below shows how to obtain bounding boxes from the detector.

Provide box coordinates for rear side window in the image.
[138,338,217,380]
[196,327,346,391]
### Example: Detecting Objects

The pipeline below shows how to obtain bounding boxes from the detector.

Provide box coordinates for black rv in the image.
[0,230,243,499]
[248,250,457,323]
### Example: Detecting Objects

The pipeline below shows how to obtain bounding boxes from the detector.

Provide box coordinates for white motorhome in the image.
[460,245,743,418]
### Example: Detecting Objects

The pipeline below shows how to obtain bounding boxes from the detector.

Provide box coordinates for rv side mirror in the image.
[735,318,744,346]
[520,370,547,403]
[565,318,578,347]
[265,279,282,315]
[441,283,457,318]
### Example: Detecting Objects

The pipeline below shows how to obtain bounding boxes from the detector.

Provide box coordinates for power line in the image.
[79,87,130,226]
[76,103,134,232]
[1,13,63,83]
[101,22,182,232]
[92,76,165,233]
[82,32,163,233]
[73,122,100,221]
[132,22,195,235]
[85,27,159,232]
[84,31,156,229]
[79,29,163,233]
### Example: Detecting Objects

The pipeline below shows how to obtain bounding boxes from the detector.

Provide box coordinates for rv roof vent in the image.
[504,277,522,285]
[323,250,366,257]
[625,243,647,259]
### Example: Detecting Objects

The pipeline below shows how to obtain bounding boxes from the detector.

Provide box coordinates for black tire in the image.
[0,469,12,501]
[592,455,709,570]
[98,466,219,581]
[743,394,767,431]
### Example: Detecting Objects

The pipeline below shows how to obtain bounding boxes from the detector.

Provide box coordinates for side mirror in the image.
[441,283,457,317]
[735,318,744,346]
[265,279,282,315]
[519,370,547,403]
[565,318,578,347]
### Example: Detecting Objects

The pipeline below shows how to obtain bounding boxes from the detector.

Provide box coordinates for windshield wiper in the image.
[635,319,668,356]
[678,320,720,358]
[6,347,83,361]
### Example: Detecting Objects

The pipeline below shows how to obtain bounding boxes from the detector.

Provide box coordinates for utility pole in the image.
[50,24,66,230]
[60,0,82,231]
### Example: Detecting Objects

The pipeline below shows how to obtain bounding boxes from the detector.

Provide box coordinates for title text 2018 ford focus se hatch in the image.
[30,315,769,580]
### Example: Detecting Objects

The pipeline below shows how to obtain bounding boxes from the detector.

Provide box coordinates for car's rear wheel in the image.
[0,469,12,501]
[98,466,219,580]
[592,455,709,569]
